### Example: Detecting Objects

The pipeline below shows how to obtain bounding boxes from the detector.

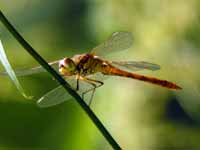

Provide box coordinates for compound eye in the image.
[59,58,67,68]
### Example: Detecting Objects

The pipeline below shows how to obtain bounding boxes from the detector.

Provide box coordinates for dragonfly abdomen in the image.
[102,65,182,90]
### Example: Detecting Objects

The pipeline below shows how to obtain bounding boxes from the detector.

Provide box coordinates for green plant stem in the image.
[0,11,122,150]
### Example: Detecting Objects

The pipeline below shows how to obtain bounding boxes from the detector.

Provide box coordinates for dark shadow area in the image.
[165,97,197,126]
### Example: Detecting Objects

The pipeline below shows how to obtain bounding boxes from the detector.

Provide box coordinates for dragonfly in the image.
[1,31,182,108]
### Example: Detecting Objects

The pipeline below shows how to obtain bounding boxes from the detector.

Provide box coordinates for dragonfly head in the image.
[59,58,76,76]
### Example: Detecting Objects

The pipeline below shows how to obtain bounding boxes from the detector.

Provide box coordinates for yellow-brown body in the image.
[59,53,181,90]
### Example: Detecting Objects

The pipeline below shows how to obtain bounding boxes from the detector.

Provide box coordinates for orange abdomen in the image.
[102,65,182,90]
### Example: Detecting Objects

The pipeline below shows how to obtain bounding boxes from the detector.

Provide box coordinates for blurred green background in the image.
[0,0,200,149]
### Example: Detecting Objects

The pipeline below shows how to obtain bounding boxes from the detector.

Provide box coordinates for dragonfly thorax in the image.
[59,58,77,76]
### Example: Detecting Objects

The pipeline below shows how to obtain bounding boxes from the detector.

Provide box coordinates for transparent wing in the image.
[37,74,104,108]
[0,60,59,76]
[87,72,108,82]
[111,61,160,72]
[90,31,133,56]
[37,85,73,108]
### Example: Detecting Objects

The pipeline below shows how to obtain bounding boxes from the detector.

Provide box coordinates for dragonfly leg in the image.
[82,83,96,106]
[81,77,104,106]
[76,78,79,91]
[75,74,81,91]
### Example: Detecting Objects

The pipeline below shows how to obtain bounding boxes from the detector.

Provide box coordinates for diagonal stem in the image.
[0,11,122,150]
